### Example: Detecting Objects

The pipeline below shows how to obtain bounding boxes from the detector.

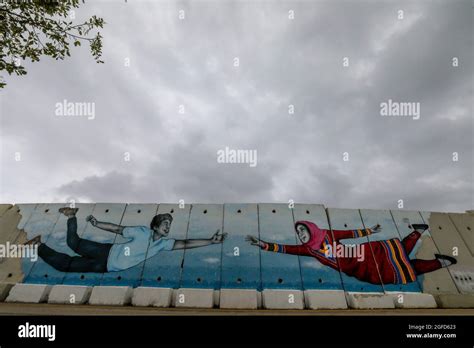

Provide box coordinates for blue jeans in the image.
[38,217,112,273]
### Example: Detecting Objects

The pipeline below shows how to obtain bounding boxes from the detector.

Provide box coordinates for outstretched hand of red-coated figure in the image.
[370,224,382,233]
[246,235,264,248]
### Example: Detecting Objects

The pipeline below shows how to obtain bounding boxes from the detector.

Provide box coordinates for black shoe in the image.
[412,224,429,232]
[435,254,457,267]
[58,207,79,217]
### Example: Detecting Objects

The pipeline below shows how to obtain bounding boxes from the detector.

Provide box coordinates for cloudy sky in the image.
[0,0,472,212]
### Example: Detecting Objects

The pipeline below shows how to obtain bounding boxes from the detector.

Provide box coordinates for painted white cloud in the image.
[203,257,220,264]
[302,260,324,270]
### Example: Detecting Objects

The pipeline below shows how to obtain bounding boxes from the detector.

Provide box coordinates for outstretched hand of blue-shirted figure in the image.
[211,229,227,243]
[86,215,97,226]
[172,229,228,250]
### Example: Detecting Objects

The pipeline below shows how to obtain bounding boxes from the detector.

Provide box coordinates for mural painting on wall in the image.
[24,208,227,273]
[23,209,457,285]
[246,220,457,285]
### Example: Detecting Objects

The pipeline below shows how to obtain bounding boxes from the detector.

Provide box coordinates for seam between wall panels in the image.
[177,203,193,289]
[23,204,67,282]
[448,214,473,258]
[324,207,347,293]
[290,206,305,291]
[419,212,462,295]
[137,203,161,286]
[11,204,38,244]
[257,204,263,292]
[96,203,127,285]
[358,209,388,293]
[389,210,423,292]
[218,204,224,292]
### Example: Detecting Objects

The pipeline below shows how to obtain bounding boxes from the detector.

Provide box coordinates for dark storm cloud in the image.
[0,0,472,212]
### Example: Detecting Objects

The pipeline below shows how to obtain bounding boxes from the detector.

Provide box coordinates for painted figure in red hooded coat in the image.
[246,221,456,285]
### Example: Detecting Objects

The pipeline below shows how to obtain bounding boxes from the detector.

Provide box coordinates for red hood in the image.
[295,220,327,250]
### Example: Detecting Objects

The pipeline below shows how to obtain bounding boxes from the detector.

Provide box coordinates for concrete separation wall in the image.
[0,203,472,309]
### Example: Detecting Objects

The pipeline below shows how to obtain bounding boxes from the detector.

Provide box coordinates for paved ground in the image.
[0,303,473,316]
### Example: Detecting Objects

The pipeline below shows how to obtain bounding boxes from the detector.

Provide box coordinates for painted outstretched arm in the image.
[172,230,227,250]
[86,215,124,235]
[331,224,382,242]
[245,235,311,256]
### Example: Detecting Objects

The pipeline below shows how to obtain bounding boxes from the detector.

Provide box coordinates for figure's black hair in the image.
[150,213,173,230]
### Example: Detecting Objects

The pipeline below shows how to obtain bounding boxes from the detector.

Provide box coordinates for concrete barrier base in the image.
[0,283,15,302]
[5,284,51,303]
[48,285,92,305]
[3,284,474,309]
[88,286,133,306]
[262,289,304,309]
[219,289,258,309]
[387,292,437,308]
[435,294,474,308]
[213,290,220,307]
[132,287,172,307]
[345,292,395,309]
[174,288,215,308]
[304,290,348,309]
[257,291,262,308]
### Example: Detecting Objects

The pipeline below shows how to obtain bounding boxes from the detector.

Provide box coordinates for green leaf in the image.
[1,0,105,88]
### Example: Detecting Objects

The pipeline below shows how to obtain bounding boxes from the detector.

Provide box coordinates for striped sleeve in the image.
[352,228,373,238]
[332,228,373,241]
[261,242,286,253]
[260,242,311,256]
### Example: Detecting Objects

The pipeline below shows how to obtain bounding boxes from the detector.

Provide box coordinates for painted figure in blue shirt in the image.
[25,207,227,273]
